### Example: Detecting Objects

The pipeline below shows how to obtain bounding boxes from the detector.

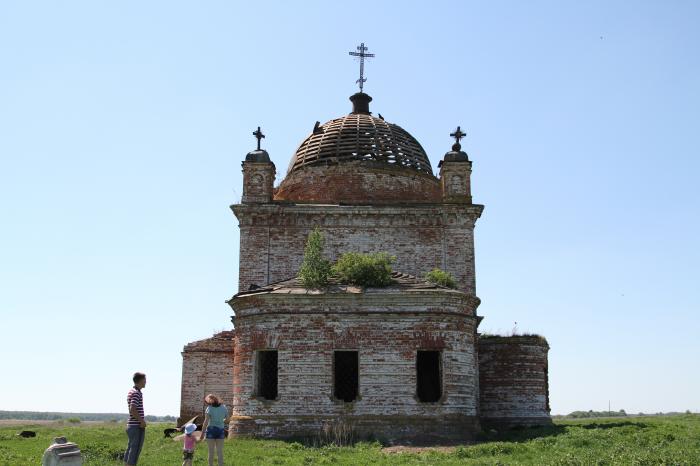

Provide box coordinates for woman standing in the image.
[200,394,229,466]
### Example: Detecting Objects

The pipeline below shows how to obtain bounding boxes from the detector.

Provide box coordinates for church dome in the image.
[275,93,441,204]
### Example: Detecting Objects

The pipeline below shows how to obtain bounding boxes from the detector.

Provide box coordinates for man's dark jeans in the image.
[124,426,145,464]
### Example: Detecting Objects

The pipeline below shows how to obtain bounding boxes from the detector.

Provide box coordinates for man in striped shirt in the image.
[124,372,147,465]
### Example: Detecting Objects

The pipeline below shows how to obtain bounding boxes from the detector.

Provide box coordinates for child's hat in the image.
[184,423,197,435]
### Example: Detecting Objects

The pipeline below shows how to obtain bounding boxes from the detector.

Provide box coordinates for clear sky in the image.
[1,1,698,417]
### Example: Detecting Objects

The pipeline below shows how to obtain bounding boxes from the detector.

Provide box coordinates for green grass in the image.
[1,415,699,465]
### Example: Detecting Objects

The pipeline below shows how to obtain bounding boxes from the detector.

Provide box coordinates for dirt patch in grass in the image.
[382,445,462,454]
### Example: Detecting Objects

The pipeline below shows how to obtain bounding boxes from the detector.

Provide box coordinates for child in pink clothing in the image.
[180,423,199,466]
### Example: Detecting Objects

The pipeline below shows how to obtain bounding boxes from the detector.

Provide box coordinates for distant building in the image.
[179,71,550,442]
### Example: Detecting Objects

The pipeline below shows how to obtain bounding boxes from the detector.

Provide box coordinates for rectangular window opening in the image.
[334,351,359,402]
[416,350,442,402]
[256,350,278,400]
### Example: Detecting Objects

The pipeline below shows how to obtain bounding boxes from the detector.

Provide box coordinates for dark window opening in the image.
[256,350,278,400]
[416,350,442,402]
[334,351,359,402]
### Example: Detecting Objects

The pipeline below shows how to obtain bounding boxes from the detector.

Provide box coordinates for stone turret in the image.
[241,127,275,204]
[439,126,472,203]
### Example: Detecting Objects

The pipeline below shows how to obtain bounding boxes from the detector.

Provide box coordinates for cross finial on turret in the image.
[253,126,265,150]
[348,42,375,93]
[450,126,466,151]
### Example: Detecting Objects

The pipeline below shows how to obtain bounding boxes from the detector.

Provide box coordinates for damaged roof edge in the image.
[229,271,467,301]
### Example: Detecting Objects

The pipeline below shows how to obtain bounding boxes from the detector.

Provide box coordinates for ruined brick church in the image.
[179,54,550,442]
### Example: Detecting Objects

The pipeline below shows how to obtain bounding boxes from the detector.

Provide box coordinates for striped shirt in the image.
[127,387,144,427]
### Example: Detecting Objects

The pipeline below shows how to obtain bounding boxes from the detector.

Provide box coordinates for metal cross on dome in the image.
[253,126,265,150]
[450,126,466,150]
[348,42,375,93]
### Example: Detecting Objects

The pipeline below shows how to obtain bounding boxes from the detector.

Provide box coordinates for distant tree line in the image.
[555,410,696,419]
[565,409,627,419]
[0,411,176,422]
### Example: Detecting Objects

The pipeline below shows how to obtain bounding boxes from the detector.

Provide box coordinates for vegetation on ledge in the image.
[480,333,548,343]
[331,252,396,287]
[298,229,398,289]
[424,268,457,288]
[298,228,331,289]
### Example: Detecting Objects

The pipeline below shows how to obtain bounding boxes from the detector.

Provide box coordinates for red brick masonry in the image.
[478,335,551,429]
[179,106,551,440]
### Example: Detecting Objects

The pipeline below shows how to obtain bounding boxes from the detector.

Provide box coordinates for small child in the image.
[180,423,199,466]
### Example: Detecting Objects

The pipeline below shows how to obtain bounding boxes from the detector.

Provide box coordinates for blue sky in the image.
[1,1,698,416]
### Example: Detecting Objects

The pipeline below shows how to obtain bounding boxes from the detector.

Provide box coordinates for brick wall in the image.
[179,331,235,425]
[477,335,551,428]
[274,161,442,204]
[233,203,483,295]
[180,146,554,440]
[228,290,481,443]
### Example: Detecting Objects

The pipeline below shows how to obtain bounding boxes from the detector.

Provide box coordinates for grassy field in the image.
[1,415,698,465]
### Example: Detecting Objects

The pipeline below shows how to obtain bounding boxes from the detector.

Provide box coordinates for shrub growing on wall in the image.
[425,268,457,288]
[332,252,395,287]
[298,228,331,288]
